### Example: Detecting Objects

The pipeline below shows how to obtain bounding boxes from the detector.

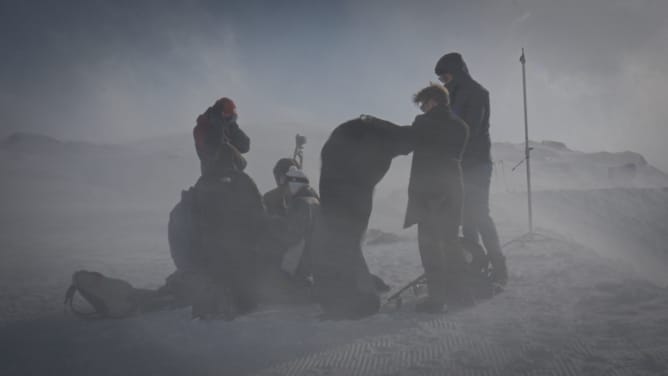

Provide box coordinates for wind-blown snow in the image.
[1,132,667,375]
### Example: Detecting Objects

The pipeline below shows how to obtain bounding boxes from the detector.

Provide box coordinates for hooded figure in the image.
[312,116,413,319]
[435,53,507,286]
[434,53,491,168]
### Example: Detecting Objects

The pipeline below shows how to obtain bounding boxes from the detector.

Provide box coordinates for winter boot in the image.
[489,254,508,286]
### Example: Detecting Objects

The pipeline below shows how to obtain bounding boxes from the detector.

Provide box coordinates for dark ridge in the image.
[2,132,63,148]
[1,131,128,155]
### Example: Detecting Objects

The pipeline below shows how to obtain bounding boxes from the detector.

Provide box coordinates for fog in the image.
[2,128,668,374]
[1,0,667,170]
[2,1,668,374]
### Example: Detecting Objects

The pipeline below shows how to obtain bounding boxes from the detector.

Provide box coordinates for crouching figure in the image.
[311,116,413,319]
[167,143,265,319]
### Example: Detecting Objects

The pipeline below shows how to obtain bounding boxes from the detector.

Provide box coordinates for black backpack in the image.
[64,270,141,319]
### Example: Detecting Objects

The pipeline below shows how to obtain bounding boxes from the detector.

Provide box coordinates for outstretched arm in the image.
[395,124,415,156]
[360,114,414,155]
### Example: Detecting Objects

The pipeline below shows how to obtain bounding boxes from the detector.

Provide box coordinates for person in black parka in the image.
[312,116,413,319]
[435,52,508,286]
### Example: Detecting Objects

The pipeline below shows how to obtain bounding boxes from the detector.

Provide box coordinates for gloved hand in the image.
[359,114,380,122]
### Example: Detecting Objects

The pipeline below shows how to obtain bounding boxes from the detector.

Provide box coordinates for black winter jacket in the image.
[404,104,469,228]
[194,109,250,162]
[446,72,492,167]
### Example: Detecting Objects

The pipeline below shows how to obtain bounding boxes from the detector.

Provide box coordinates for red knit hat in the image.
[214,97,237,116]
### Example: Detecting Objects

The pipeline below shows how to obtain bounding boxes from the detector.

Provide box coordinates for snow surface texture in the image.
[1,132,668,375]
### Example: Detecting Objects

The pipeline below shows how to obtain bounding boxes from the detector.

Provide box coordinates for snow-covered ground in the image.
[1,132,668,375]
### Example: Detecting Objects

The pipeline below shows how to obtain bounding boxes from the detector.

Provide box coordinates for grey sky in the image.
[1,0,667,170]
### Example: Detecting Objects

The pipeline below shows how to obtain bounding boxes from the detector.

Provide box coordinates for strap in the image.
[63,285,103,319]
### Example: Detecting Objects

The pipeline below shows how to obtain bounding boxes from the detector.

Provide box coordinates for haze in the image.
[1,0,667,171]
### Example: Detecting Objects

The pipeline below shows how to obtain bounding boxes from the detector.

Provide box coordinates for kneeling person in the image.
[258,160,320,300]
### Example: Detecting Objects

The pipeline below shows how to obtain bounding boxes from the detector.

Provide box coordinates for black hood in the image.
[434,52,469,77]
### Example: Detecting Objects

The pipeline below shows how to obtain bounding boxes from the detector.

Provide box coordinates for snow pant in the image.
[417,201,471,305]
[311,212,380,319]
[462,162,504,263]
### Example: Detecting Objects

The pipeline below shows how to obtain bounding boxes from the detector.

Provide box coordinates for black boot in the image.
[489,254,508,286]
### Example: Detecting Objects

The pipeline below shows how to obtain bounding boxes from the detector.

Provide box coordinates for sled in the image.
[384,272,505,310]
[384,273,428,309]
[383,238,501,310]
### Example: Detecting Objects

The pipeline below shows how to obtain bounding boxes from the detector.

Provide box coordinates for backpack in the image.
[64,270,140,319]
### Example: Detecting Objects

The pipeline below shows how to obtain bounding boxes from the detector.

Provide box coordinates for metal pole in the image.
[520,48,533,233]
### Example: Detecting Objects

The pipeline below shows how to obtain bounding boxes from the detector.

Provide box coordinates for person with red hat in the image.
[193,97,250,176]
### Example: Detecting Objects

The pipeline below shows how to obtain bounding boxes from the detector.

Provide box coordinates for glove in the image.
[359,114,380,122]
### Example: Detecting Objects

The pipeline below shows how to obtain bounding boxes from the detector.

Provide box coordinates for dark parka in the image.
[194,110,250,158]
[435,53,491,168]
[193,108,250,174]
[404,104,469,228]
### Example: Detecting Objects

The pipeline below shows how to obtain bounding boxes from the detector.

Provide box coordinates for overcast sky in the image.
[1,0,667,170]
